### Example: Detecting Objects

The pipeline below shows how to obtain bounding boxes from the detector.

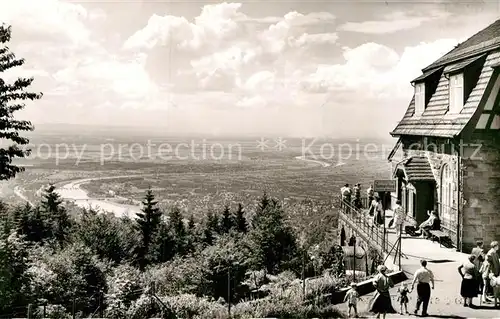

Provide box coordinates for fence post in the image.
[227,267,231,318]
[99,291,104,318]
[353,238,356,282]
[27,304,32,319]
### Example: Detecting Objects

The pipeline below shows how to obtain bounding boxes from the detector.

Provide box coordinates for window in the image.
[440,164,457,235]
[449,73,464,113]
[414,82,425,116]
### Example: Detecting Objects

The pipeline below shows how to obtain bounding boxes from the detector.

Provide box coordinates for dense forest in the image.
[0,185,358,318]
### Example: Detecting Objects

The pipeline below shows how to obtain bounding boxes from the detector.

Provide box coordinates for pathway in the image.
[337,210,500,318]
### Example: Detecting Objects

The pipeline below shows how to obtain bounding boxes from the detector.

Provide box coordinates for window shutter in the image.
[449,77,455,112]
[414,83,425,116]
[455,73,464,111]
[449,74,464,113]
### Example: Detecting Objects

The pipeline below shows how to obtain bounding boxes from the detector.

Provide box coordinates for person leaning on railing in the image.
[341,184,353,213]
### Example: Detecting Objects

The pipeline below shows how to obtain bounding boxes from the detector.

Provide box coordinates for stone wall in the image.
[461,140,500,252]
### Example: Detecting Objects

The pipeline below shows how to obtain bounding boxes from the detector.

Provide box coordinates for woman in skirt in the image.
[369,265,396,319]
[458,254,479,307]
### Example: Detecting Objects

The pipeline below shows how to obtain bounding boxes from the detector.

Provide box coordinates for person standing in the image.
[485,241,500,301]
[374,197,384,227]
[397,282,410,315]
[471,241,485,269]
[479,255,491,304]
[341,184,352,212]
[353,183,362,209]
[367,185,374,207]
[393,199,405,237]
[369,265,396,319]
[486,241,500,277]
[458,255,479,307]
[411,259,434,317]
[344,282,361,318]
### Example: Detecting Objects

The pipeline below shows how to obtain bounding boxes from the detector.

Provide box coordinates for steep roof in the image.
[394,156,435,182]
[391,18,500,138]
[423,19,500,72]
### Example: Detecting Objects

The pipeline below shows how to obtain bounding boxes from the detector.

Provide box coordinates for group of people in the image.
[341,183,368,210]
[344,261,434,318]
[459,240,500,307]
[343,241,500,318]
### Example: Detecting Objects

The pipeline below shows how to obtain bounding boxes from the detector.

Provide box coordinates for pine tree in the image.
[185,214,197,253]
[135,189,162,269]
[0,25,42,181]
[149,221,176,263]
[206,210,220,234]
[220,205,233,234]
[258,192,270,211]
[169,207,185,238]
[233,203,247,233]
[40,184,63,213]
[248,197,299,274]
[188,215,195,230]
[169,207,188,255]
[253,192,270,228]
[41,184,70,247]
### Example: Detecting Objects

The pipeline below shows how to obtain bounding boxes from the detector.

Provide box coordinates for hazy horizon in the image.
[28,122,396,140]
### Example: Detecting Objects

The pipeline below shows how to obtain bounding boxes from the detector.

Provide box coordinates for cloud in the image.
[0,0,99,44]
[338,10,450,34]
[301,39,459,98]
[124,2,246,52]
[236,96,268,108]
[125,4,338,93]
[52,56,158,100]
[292,33,339,47]
[1,0,162,116]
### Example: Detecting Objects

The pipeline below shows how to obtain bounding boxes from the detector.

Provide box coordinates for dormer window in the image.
[448,73,464,114]
[410,67,443,118]
[414,83,425,116]
[444,54,486,114]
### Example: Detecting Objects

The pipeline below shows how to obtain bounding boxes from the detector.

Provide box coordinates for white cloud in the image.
[0,0,97,44]
[292,33,339,47]
[0,0,161,112]
[124,2,245,52]
[243,71,276,91]
[126,4,338,93]
[301,39,459,98]
[236,95,268,108]
[338,10,450,34]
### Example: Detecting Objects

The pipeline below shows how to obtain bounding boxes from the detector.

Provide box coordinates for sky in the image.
[0,0,499,138]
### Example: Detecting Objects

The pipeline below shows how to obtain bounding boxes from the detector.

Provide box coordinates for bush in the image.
[105,264,144,318]
[146,256,204,296]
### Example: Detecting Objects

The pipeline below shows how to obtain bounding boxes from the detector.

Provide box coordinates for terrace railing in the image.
[339,197,389,254]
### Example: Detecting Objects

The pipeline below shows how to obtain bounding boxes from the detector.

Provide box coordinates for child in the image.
[479,256,491,305]
[397,282,410,314]
[344,282,361,318]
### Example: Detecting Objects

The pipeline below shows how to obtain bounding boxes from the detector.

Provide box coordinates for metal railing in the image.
[339,197,389,253]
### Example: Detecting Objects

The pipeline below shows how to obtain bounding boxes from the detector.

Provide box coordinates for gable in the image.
[391,50,500,138]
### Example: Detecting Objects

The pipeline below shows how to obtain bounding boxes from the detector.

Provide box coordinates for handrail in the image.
[339,198,389,253]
